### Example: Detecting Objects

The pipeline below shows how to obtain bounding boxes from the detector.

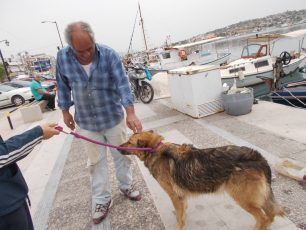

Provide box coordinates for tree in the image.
[0,64,5,82]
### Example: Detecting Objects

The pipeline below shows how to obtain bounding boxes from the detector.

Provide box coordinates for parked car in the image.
[0,84,33,107]
[9,79,56,92]
[3,80,31,88]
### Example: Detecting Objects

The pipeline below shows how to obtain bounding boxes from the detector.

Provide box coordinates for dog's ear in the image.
[137,139,147,147]
[148,130,154,133]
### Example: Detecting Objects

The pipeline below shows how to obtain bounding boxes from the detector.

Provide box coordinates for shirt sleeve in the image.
[109,50,134,107]
[56,53,73,110]
[0,126,43,168]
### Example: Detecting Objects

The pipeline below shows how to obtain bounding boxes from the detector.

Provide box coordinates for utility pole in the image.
[42,21,64,49]
[54,21,64,48]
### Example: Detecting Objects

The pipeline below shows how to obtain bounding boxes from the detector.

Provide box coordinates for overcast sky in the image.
[0,0,305,58]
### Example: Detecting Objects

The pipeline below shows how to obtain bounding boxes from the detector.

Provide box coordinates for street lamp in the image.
[41,21,64,48]
[0,39,11,81]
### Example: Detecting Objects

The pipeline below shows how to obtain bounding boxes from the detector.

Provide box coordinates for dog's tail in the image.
[235,147,272,184]
[263,188,285,222]
[235,147,285,219]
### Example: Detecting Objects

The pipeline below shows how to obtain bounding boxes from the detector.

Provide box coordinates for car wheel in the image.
[11,95,25,106]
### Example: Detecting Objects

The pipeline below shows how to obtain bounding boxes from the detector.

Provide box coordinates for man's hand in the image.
[125,106,142,133]
[40,123,60,139]
[126,114,142,133]
[62,110,75,130]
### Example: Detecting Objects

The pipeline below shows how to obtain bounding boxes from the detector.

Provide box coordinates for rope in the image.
[55,126,160,153]
[272,92,304,109]
[282,87,306,107]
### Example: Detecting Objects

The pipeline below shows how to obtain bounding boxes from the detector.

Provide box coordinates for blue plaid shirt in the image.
[56,44,133,131]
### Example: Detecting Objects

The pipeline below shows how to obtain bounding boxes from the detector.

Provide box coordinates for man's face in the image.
[71,32,95,65]
[34,76,41,82]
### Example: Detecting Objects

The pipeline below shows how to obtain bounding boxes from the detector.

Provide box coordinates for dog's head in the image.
[119,130,164,161]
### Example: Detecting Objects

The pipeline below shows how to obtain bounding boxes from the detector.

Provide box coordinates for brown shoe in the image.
[92,200,112,225]
[120,186,141,201]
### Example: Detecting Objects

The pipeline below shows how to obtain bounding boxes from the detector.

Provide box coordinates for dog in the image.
[120,131,284,230]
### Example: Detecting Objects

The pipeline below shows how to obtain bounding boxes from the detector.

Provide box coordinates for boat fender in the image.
[178,49,188,60]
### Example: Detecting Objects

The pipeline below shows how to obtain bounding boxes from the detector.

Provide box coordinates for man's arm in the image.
[37,89,50,95]
[56,53,75,130]
[109,50,142,133]
[56,53,73,111]
[109,51,134,108]
[0,124,59,168]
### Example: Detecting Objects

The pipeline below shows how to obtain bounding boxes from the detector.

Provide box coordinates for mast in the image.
[127,9,139,55]
[138,3,149,59]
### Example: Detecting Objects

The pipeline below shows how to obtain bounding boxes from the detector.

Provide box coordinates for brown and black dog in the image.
[120,131,284,230]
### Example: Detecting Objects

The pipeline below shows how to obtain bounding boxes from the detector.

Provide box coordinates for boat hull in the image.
[221,53,306,87]
[151,53,231,71]
[270,80,306,108]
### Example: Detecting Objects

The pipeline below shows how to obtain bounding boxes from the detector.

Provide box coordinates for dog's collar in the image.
[151,141,163,152]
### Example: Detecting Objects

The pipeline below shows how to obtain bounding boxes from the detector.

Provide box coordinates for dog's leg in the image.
[159,180,186,230]
[226,174,270,230]
[170,195,187,230]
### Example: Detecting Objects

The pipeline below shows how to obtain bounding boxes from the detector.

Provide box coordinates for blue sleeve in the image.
[56,53,73,111]
[109,50,134,107]
[0,126,43,168]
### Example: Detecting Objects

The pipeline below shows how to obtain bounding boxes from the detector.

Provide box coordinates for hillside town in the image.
[175,10,306,45]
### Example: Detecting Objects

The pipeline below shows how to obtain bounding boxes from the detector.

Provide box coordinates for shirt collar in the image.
[66,44,100,65]
[66,43,100,55]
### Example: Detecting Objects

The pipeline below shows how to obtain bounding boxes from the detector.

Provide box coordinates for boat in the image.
[270,79,306,108]
[220,29,306,87]
[126,4,230,73]
[149,37,231,70]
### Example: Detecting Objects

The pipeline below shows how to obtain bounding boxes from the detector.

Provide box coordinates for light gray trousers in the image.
[79,119,132,205]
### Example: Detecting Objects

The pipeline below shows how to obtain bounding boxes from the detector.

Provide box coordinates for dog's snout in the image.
[119,142,130,155]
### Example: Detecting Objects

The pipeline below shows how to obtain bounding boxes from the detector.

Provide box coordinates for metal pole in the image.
[127,9,139,54]
[54,21,64,48]
[6,112,13,130]
[138,3,149,60]
[0,49,10,81]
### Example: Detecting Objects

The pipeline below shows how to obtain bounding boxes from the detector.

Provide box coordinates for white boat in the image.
[149,37,231,71]
[220,29,306,87]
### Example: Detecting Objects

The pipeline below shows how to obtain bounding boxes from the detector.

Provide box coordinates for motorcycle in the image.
[126,63,154,104]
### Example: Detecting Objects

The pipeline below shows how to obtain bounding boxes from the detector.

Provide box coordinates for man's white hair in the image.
[64,21,95,47]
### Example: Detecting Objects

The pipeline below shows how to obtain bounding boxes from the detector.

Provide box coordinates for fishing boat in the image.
[149,37,231,70]
[220,29,306,87]
[126,4,230,73]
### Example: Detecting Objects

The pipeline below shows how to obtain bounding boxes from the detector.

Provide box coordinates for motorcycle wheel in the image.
[139,81,154,104]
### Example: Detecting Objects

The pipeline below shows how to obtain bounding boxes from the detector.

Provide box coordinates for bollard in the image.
[6,112,13,130]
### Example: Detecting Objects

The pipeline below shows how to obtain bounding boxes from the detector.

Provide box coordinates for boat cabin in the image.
[241,44,269,58]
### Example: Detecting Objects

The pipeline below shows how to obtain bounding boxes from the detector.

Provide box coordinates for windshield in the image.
[12,81,31,87]
[0,85,16,92]
[242,44,261,57]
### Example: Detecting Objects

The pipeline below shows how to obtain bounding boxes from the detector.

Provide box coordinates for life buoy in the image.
[178,49,188,60]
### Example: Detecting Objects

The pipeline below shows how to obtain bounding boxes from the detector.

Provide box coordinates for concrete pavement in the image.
[1,95,306,229]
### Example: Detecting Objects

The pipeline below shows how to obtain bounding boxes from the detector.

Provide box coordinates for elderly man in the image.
[30,75,56,110]
[56,21,143,224]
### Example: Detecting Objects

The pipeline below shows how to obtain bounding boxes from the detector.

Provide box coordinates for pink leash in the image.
[55,126,156,152]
